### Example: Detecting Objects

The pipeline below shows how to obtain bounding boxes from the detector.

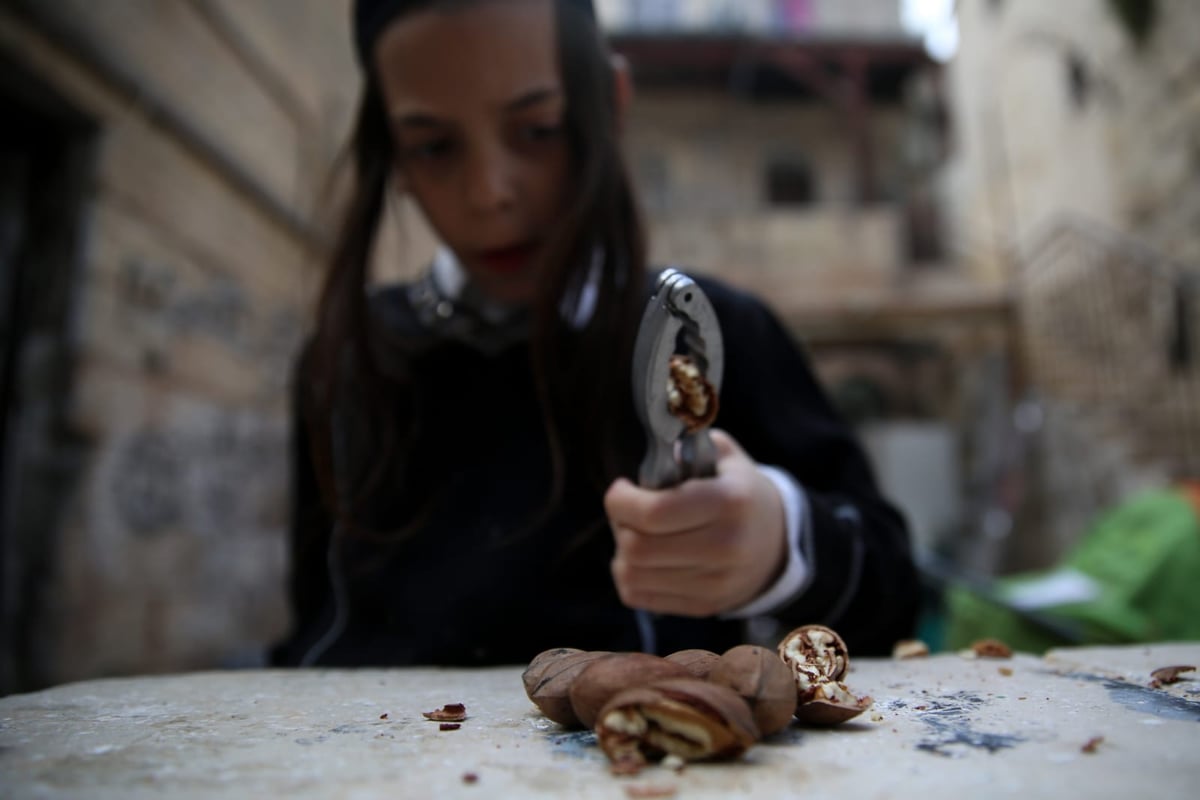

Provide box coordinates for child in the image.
[270,0,919,668]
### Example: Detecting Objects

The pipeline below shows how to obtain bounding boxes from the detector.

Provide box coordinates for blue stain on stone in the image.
[913,692,1024,757]
[1051,671,1200,722]
[546,730,598,759]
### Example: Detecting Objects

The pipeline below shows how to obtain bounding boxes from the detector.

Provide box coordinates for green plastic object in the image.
[945,487,1200,653]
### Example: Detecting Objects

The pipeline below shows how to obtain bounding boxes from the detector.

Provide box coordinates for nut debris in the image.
[968,639,1012,658]
[892,639,930,659]
[660,754,686,773]
[1149,665,1195,688]
[423,703,467,722]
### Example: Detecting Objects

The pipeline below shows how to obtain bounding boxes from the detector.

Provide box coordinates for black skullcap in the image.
[354,0,596,67]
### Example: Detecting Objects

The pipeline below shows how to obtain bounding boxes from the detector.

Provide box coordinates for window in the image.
[765,157,816,207]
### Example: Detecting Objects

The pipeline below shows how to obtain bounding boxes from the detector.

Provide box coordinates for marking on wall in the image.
[109,415,287,540]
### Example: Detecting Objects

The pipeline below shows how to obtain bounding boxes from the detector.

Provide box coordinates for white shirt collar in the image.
[429,245,600,330]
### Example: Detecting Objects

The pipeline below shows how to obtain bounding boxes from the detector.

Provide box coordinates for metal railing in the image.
[1016,216,1200,479]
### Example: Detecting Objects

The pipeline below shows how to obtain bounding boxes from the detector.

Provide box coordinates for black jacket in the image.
[270,275,918,666]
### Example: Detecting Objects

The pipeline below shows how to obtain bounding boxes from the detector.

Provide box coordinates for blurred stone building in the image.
[0,0,357,692]
[946,0,1200,278]
[942,0,1200,573]
[4,0,1194,690]
[601,0,959,302]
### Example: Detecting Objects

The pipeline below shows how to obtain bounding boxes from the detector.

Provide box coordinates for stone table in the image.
[2,643,1198,799]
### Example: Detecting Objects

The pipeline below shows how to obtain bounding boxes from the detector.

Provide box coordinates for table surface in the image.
[1,643,1198,799]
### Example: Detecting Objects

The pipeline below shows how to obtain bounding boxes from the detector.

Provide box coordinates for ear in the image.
[611,53,633,127]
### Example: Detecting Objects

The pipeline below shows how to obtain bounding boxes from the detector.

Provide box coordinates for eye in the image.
[521,123,563,142]
[399,136,457,163]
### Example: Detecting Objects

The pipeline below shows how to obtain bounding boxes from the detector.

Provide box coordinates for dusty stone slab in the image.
[1,644,1198,799]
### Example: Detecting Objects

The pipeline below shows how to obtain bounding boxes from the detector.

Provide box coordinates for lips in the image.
[476,241,538,275]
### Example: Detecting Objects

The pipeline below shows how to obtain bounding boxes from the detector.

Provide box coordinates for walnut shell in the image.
[777,624,850,703]
[524,650,613,728]
[522,648,584,696]
[569,653,690,730]
[595,678,760,773]
[791,679,873,726]
[664,649,721,680]
[708,644,797,736]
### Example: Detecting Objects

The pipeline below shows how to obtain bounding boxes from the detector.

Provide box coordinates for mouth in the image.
[475,241,539,276]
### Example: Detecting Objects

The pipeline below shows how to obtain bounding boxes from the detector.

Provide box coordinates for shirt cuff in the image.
[721,464,813,619]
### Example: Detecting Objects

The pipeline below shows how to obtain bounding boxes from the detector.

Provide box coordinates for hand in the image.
[604,429,788,617]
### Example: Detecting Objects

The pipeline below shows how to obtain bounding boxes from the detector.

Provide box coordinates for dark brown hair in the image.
[305,0,648,538]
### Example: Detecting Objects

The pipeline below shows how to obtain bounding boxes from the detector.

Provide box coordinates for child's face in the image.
[375,0,570,306]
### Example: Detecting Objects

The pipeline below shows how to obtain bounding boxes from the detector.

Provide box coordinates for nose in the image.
[462,143,517,213]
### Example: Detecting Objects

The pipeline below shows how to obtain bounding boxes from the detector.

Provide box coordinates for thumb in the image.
[708,428,744,460]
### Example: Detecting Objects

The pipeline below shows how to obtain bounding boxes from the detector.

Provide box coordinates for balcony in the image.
[596,0,913,40]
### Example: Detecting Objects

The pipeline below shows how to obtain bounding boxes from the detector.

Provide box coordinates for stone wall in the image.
[625,89,912,300]
[945,0,1200,275]
[0,0,360,688]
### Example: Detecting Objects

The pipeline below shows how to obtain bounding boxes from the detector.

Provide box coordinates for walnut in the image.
[777,625,849,703]
[664,649,721,680]
[666,355,718,432]
[568,653,690,730]
[595,679,759,773]
[777,624,871,726]
[523,650,613,728]
[707,645,797,736]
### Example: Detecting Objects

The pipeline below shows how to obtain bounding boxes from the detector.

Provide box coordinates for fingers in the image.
[603,429,747,532]
[618,590,724,618]
[605,429,782,617]
[605,473,754,536]
[610,521,739,568]
[609,568,733,618]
